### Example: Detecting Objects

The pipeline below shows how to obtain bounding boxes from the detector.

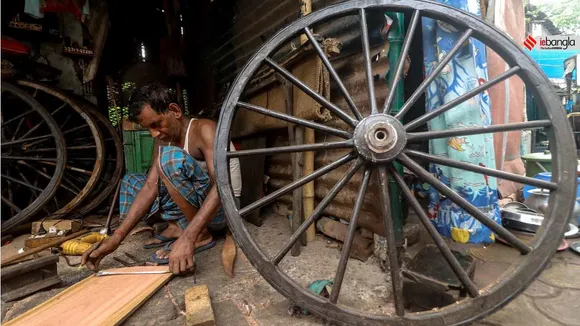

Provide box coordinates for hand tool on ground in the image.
[113,252,155,267]
[95,270,170,276]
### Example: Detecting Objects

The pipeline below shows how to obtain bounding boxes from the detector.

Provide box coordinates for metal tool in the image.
[113,252,148,267]
[95,270,170,276]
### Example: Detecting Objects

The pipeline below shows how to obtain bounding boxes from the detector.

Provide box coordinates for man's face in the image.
[136,104,181,142]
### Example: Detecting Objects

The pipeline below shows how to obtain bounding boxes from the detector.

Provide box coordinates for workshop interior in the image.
[1,0,579,325]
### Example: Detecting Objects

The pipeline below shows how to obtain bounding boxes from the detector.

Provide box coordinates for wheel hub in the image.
[353,114,406,162]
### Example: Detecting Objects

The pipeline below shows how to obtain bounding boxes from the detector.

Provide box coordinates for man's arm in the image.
[81,140,162,270]
[168,122,221,274]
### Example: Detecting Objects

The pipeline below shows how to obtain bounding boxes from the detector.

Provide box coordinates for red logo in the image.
[523,35,537,50]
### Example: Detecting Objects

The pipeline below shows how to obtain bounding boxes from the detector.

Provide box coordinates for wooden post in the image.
[303,128,316,243]
[283,80,302,256]
[299,0,312,44]
[299,0,315,244]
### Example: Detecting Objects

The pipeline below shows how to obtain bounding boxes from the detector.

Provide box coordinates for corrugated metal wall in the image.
[209,0,394,233]
[209,0,390,97]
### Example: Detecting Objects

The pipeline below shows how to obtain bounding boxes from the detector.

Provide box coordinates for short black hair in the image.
[128,83,176,122]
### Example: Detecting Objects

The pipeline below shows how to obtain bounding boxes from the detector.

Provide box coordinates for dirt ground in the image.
[2,212,579,325]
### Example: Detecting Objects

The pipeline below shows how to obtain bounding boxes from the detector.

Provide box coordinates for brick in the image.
[185,285,215,326]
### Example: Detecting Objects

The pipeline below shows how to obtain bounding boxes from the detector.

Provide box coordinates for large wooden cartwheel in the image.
[214,1,577,325]
[1,82,67,232]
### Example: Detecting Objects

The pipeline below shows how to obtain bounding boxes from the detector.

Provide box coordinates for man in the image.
[82,83,242,274]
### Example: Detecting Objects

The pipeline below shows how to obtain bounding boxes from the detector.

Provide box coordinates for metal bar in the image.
[11,117,26,141]
[65,157,117,162]
[3,156,57,162]
[359,8,378,115]
[383,10,420,114]
[1,196,21,213]
[1,174,43,192]
[237,101,351,138]
[389,167,480,297]
[21,125,90,148]
[36,161,93,175]
[18,102,68,140]
[1,109,34,127]
[2,134,55,147]
[61,176,81,195]
[227,140,353,158]
[329,167,371,303]
[105,179,123,235]
[304,28,363,120]
[404,66,521,131]
[377,166,405,316]
[63,125,90,135]
[397,153,532,254]
[239,153,356,217]
[407,120,551,141]
[395,29,474,119]
[59,113,73,132]
[26,145,97,153]
[271,160,363,265]
[405,149,557,190]
[264,57,358,128]
[18,160,78,194]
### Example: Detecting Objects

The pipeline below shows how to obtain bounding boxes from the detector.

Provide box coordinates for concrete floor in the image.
[2,213,579,325]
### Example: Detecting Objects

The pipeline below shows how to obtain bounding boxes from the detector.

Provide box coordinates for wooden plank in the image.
[221,233,236,278]
[1,255,59,280]
[185,285,215,326]
[3,266,172,326]
[2,275,61,302]
[1,230,90,267]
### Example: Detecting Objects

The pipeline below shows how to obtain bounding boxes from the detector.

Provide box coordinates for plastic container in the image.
[523,172,580,206]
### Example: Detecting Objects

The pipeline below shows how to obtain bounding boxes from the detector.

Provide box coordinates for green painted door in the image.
[123,131,154,174]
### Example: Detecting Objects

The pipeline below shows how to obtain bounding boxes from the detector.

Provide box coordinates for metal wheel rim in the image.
[16,80,106,215]
[73,98,124,214]
[1,82,67,232]
[215,0,576,325]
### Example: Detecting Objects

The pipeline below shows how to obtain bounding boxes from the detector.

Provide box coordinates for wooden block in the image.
[316,217,374,261]
[31,220,81,235]
[185,285,215,326]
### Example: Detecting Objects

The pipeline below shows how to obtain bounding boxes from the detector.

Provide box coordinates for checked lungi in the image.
[119,146,227,230]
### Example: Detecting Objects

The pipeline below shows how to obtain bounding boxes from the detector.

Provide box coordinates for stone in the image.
[538,263,580,289]
[534,289,580,325]
[404,222,421,247]
[483,295,560,326]
[185,285,215,326]
[523,280,560,299]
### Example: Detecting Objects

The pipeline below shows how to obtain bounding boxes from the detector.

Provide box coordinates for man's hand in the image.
[168,235,196,275]
[81,234,122,271]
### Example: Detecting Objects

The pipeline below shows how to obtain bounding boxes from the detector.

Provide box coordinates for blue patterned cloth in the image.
[422,0,500,244]
[119,146,226,230]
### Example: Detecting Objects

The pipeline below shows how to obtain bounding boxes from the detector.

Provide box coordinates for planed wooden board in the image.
[4,266,172,326]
